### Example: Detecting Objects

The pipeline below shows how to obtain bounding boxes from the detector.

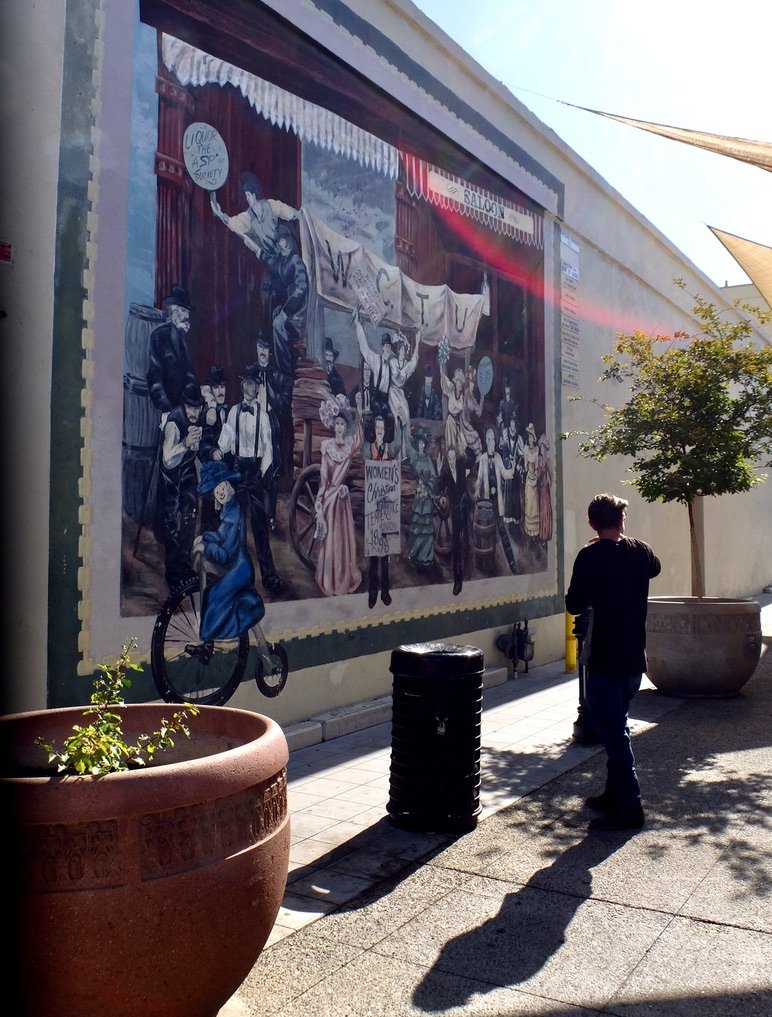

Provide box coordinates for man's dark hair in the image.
[239,171,263,200]
[588,493,628,530]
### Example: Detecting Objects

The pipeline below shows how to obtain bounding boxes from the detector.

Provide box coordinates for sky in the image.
[411,0,772,289]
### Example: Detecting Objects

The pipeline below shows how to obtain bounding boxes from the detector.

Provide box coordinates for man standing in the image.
[147,284,197,414]
[217,362,283,595]
[565,493,661,831]
[474,427,518,574]
[415,363,442,420]
[354,312,393,431]
[158,381,204,587]
[362,413,402,608]
[252,333,291,533]
[270,224,308,377]
[199,365,230,531]
[437,444,476,596]
[323,337,347,399]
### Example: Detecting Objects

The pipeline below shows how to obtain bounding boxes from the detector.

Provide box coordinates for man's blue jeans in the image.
[585,671,642,812]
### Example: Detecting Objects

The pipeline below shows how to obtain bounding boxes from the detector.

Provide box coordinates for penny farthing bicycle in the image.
[151,571,289,706]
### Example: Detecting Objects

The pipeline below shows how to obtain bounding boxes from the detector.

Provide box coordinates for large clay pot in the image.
[1,704,290,1017]
[646,597,762,698]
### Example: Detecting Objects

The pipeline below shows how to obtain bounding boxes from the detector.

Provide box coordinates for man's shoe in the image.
[452,580,462,596]
[368,589,378,609]
[589,808,645,832]
[184,640,214,664]
[585,792,615,813]
[381,591,392,606]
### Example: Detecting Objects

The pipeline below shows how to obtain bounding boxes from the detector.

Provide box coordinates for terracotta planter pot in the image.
[646,597,762,698]
[1,704,290,1017]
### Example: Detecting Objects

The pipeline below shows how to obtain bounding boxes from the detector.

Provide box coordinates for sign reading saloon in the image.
[426,169,535,236]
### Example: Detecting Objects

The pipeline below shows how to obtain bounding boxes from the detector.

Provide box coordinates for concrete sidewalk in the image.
[225,595,772,1016]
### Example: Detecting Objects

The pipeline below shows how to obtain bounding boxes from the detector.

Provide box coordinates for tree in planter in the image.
[564,285,772,596]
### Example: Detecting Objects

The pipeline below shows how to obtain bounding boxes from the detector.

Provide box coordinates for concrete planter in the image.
[646,597,762,698]
[1,704,290,1017]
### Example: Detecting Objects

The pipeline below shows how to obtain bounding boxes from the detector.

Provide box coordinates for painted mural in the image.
[121,8,554,653]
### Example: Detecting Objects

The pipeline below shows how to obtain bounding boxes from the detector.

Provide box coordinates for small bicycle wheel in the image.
[254,642,289,698]
[151,576,248,705]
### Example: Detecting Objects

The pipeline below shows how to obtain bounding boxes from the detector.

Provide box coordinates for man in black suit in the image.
[199,365,230,531]
[437,444,476,596]
[147,284,197,414]
[323,337,347,399]
[158,381,205,587]
[216,357,284,595]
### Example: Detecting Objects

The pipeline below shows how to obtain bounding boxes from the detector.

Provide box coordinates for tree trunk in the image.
[687,498,705,598]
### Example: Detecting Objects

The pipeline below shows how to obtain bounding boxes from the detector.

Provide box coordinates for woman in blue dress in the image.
[193,461,265,642]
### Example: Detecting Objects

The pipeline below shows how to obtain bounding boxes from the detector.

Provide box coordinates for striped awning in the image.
[162,35,543,248]
[402,154,543,247]
[162,35,400,178]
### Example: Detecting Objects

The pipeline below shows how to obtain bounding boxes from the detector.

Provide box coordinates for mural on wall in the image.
[121,12,553,649]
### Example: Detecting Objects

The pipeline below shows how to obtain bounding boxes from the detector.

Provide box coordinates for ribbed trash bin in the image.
[388,642,484,833]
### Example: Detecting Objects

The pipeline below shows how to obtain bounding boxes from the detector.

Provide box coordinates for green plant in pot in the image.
[564,284,772,696]
[35,637,198,775]
[2,639,291,1017]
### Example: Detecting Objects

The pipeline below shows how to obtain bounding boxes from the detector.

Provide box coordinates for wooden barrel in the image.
[473,499,496,571]
[123,303,163,522]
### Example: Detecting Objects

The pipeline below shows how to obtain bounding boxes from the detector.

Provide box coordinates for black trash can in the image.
[388,642,484,833]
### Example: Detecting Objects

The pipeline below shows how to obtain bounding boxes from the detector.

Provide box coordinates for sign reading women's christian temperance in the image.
[364,460,402,557]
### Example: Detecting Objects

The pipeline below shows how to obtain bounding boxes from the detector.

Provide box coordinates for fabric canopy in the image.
[567,105,772,302]
[709,228,772,309]
[567,105,772,174]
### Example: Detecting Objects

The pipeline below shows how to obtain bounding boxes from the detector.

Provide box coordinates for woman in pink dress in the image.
[314,393,363,596]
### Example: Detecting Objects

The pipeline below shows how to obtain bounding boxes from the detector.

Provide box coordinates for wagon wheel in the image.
[289,463,322,570]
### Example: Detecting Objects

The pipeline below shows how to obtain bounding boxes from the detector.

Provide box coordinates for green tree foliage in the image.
[36,638,198,775]
[565,287,772,594]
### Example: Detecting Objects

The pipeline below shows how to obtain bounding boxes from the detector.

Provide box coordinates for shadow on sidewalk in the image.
[409,652,772,1009]
[412,830,636,1010]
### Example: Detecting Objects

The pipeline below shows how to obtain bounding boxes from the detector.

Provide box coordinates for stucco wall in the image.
[3,0,770,721]
[1,1,64,714]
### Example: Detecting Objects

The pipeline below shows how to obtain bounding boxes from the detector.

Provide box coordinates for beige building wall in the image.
[3,0,770,722]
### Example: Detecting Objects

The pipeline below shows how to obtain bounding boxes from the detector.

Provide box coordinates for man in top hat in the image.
[415,362,442,421]
[199,366,231,531]
[200,365,229,457]
[253,332,291,532]
[497,376,517,434]
[362,412,403,608]
[323,336,347,399]
[158,380,205,586]
[147,284,198,414]
[216,359,283,594]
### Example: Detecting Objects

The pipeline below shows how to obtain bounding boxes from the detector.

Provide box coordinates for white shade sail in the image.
[709,228,772,310]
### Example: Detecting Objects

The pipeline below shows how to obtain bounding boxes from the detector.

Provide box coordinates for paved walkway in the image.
[223,593,772,1016]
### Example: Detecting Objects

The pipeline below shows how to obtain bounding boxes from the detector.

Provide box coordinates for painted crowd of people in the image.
[137,167,553,627]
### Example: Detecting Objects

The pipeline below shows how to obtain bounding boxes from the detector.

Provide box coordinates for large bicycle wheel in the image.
[151,576,248,705]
